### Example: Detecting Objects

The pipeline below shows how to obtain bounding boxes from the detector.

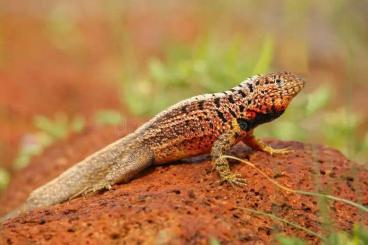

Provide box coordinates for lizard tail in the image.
[0,203,30,224]
[1,132,154,223]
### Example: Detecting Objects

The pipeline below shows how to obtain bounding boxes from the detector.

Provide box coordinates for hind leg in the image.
[90,145,154,192]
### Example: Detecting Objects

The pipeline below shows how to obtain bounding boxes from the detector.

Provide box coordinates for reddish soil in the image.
[0,14,123,170]
[0,124,367,244]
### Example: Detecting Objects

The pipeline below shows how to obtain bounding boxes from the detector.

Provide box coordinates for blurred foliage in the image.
[121,35,367,163]
[34,114,85,139]
[277,236,306,245]
[14,114,85,169]
[209,237,221,245]
[258,85,368,162]
[0,168,10,191]
[13,110,124,171]
[45,3,84,56]
[324,109,368,159]
[94,110,124,126]
[122,35,274,116]
[324,224,368,245]
[277,224,368,244]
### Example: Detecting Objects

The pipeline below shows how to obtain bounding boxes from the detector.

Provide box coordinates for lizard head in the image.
[237,71,305,130]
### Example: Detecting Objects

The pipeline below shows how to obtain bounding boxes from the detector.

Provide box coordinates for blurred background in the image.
[0,0,367,191]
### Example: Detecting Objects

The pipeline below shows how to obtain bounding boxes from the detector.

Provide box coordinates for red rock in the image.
[0,126,367,244]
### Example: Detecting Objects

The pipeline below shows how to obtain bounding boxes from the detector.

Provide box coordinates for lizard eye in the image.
[276,78,282,84]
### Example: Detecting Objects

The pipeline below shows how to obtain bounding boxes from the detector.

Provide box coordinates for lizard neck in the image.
[237,109,285,131]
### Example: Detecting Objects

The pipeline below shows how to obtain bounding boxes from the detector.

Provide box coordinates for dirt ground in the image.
[0,14,124,169]
[0,125,367,244]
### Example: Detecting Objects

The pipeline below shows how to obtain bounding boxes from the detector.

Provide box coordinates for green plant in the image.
[14,114,85,169]
[0,168,10,191]
[45,3,84,55]
[13,110,126,171]
[122,35,275,116]
[209,237,221,245]
[94,110,124,126]
[324,225,368,245]
[33,114,85,139]
[278,225,368,245]
[277,236,306,245]
[323,108,368,161]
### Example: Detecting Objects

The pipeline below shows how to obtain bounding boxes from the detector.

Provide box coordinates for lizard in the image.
[1,71,305,222]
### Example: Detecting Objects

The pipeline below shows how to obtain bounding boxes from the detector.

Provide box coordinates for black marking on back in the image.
[239,105,245,112]
[214,97,221,108]
[181,105,188,113]
[198,100,205,110]
[238,90,246,98]
[229,108,237,118]
[247,83,254,93]
[216,110,227,123]
[227,95,235,104]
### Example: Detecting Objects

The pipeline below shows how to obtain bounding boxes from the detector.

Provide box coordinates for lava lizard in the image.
[1,71,305,221]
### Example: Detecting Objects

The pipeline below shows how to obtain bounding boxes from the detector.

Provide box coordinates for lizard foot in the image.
[264,146,293,156]
[92,182,112,192]
[220,173,247,187]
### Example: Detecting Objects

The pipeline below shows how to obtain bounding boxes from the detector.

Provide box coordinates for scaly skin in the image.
[1,71,305,222]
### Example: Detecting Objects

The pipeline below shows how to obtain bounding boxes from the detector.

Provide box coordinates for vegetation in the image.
[13,114,85,170]
[277,224,368,245]
[0,109,123,190]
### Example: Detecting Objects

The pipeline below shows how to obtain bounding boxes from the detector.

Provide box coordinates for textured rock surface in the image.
[0,125,367,244]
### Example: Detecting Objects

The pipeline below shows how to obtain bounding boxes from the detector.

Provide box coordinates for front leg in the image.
[211,120,246,186]
[242,130,291,155]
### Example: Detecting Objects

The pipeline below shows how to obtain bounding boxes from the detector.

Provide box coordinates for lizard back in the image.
[135,72,304,163]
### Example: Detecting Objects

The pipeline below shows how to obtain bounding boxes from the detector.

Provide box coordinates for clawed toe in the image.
[221,173,247,187]
[268,147,293,156]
